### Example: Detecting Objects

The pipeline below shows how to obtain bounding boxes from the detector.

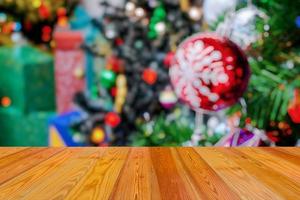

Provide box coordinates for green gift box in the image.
[0,45,55,113]
[0,107,54,146]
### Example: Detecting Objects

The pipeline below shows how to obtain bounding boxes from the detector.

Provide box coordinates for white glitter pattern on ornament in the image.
[171,40,233,108]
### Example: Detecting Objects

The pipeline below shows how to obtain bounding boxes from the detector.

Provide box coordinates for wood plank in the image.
[0,147,298,200]
[263,148,300,166]
[0,148,82,199]
[0,148,53,171]
[278,147,300,157]
[150,147,194,199]
[0,147,27,158]
[109,148,161,200]
[195,148,283,200]
[16,148,102,199]
[0,147,63,185]
[170,148,203,200]
[175,148,240,200]
[65,147,130,200]
[244,148,300,184]
[218,148,300,199]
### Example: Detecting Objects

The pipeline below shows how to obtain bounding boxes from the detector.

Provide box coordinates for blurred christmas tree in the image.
[72,0,226,146]
[0,0,78,45]
[224,0,300,145]
[71,0,300,146]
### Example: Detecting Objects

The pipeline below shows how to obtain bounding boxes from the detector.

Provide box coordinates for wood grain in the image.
[195,148,283,200]
[0,147,299,200]
[0,147,27,158]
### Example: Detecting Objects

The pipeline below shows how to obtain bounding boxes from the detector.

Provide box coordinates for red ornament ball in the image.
[170,33,250,111]
[42,26,52,34]
[163,51,175,68]
[142,68,157,85]
[105,112,121,127]
[110,87,117,97]
[38,4,50,19]
[288,89,300,123]
[57,7,67,17]
[1,96,11,107]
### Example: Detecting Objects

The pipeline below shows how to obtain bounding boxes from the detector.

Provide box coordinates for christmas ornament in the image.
[104,24,117,39]
[135,7,146,18]
[110,87,117,97]
[1,96,11,107]
[163,51,175,68]
[107,56,123,72]
[125,2,136,14]
[148,5,167,39]
[159,87,178,109]
[170,33,250,111]
[72,133,85,143]
[230,129,254,146]
[216,127,266,147]
[105,112,121,127]
[288,89,300,123]
[203,0,237,25]
[142,68,158,85]
[38,3,50,19]
[91,127,105,144]
[114,74,127,113]
[154,22,167,35]
[288,105,300,124]
[57,7,67,17]
[217,5,268,49]
[100,69,117,89]
[266,122,294,146]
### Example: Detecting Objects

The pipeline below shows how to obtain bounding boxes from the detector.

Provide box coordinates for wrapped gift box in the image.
[54,31,86,113]
[0,45,55,113]
[48,111,86,147]
[0,108,54,146]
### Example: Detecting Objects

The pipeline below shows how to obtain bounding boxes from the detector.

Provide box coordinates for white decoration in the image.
[217,5,268,49]
[155,22,166,35]
[203,0,237,25]
[125,2,135,12]
[188,7,202,21]
[207,116,219,129]
[135,7,145,18]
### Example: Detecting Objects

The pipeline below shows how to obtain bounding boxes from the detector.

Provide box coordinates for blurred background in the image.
[0,0,299,147]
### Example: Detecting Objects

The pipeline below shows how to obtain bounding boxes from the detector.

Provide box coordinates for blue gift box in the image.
[48,111,87,147]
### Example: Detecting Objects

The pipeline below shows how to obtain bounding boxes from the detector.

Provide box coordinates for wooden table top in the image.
[0,147,299,199]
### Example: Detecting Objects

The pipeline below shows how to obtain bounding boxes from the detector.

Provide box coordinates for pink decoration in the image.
[54,31,85,113]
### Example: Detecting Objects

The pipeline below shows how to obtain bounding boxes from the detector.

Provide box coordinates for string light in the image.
[135,7,145,18]
[188,7,202,21]
[154,22,166,35]
[125,2,135,13]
